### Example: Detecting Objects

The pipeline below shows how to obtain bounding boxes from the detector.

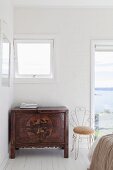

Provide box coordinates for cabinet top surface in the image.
[11,106,68,112]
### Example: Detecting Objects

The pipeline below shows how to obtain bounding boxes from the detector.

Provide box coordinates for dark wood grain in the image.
[64,110,69,158]
[9,107,69,159]
[9,112,15,159]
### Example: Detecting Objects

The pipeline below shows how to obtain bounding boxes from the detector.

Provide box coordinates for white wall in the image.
[14,0,113,7]
[14,8,113,112]
[0,0,13,168]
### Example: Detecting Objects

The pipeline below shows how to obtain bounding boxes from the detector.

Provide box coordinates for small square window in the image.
[14,39,54,82]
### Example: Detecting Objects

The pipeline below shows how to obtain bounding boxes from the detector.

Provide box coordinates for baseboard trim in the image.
[0,154,9,170]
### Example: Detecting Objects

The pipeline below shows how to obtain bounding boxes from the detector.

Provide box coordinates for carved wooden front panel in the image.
[39,113,64,143]
[15,110,39,144]
[15,110,64,144]
[26,114,53,141]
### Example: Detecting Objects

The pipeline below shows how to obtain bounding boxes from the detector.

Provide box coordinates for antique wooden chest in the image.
[9,106,69,158]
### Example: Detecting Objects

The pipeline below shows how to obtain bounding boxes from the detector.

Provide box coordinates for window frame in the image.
[14,36,56,84]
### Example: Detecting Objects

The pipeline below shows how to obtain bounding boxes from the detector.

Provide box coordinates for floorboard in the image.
[4,148,89,170]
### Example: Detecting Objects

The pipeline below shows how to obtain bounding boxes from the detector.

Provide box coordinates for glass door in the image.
[94,49,113,138]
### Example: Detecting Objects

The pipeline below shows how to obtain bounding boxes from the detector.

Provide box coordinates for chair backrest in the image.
[70,107,91,127]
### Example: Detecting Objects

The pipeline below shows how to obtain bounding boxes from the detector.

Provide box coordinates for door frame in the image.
[90,40,113,128]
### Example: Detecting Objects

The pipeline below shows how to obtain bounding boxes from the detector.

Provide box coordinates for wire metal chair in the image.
[70,107,95,159]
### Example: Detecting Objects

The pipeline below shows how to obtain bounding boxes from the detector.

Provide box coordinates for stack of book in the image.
[20,103,38,109]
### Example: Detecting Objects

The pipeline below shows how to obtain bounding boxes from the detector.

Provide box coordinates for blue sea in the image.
[95,88,113,113]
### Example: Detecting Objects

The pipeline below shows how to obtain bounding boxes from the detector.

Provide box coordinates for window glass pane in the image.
[94,46,113,139]
[95,51,113,88]
[2,41,10,76]
[17,42,51,75]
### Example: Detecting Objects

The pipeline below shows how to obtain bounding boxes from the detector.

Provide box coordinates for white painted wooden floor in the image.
[4,148,89,170]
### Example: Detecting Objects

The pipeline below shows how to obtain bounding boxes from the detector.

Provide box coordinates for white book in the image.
[20,103,38,108]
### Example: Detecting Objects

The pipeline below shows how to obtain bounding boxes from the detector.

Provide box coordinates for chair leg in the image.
[87,136,90,149]
[91,134,94,144]
[87,134,94,149]
[75,134,80,160]
[71,133,79,159]
[71,134,77,152]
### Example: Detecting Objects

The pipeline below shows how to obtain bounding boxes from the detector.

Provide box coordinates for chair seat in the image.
[73,126,95,135]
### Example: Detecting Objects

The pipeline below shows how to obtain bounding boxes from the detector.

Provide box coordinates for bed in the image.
[88,134,113,170]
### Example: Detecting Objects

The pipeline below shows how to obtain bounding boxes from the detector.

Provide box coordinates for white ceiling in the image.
[14,0,113,7]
